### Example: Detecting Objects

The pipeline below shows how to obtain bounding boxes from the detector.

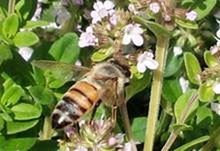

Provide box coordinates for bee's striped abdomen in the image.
[51,81,99,129]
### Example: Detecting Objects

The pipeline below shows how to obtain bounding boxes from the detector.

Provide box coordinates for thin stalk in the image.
[155,110,171,141]
[143,37,169,151]
[8,0,16,14]
[201,127,220,151]
[39,116,54,140]
[162,93,198,151]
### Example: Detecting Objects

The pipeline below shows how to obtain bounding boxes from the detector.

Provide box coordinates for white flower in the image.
[18,47,34,61]
[90,0,115,24]
[210,45,219,54]
[185,11,197,21]
[179,77,189,93]
[122,24,144,46]
[109,13,117,25]
[211,102,220,116]
[78,26,98,47]
[136,51,158,73]
[173,46,183,56]
[149,2,160,14]
[212,82,220,94]
[128,4,138,15]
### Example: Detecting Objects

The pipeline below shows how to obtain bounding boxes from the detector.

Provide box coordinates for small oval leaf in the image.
[3,14,19,37]
[184,52,201,85]
[175,18,198,29]
[13,31,39,47]
[91,47,114,62]
[204,51,218,67]
[198,83,215,102]
[11,103,42,120]
[6,119,39,134]
[174,89,199,123]
[49,33,80,63]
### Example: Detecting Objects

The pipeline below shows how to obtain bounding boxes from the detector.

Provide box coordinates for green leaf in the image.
[184,52,201,85]
[0,44,12,65]
[131,117,147,142]
[29,86,55,105]
[162,78,182,103]
[23,20,49,29]
[175,18,198,29]
[91,47,114,62]
[13,31,39,47]
[30,140,58,151]
[196,106,213,125]
[164,51,183,77]
[174,136,210,151]
[198,83,215,102]
[11,103,42,120]
[133,16,171,38]
[0,116,4,131]
[1,78,24,106]
[172,123,193,131]
[15,0,37,21]
[49,33,80,63]
[6,119,39,134]
[2,14,19,37]
[174,89,199,123]
[204,51,218,67]
[0,137,37,151]
[126,72,151,100]
[182,0,217,20]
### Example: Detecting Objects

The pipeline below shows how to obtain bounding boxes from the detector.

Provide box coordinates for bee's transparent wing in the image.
[32,60,90,81]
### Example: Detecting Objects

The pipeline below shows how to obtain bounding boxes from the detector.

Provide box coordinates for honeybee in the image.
[32,59,130,130]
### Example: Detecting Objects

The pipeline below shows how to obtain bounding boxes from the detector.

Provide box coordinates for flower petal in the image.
[104,0,114,10]
[131,34,144,46]
[93,1,104,10]
[144,59,159,70]
[137,63,146,73]
[212,82,220,94]
[122,34,131,45]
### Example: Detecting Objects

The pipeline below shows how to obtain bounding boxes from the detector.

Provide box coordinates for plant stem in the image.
[143,37,169,151]
[201,127,220,151]
[162,93,198,151]
[39,116,54,140]
[8,0,16,14]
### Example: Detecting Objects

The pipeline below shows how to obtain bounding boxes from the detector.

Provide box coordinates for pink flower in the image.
[90,0,115,24]
[149,2,160,14]
[122,24,144,46]
[78,26,98,47]
[185,11,197,21]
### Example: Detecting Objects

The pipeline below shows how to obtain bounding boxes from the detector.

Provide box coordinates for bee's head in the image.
[51,111,72,129]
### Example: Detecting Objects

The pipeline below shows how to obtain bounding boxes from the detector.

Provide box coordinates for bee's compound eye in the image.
[51,112,72,129]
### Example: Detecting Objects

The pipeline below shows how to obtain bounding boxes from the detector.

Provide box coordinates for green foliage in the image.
[6,120,39,134]
[0,0,219,150]
[131,117,147,142]
[162,78,183,103]
[13,31,39,47]
[0,137,37,151]
[49,33,80,63]
[181,0,217,20]
[174,89,199,123]
[91,47,114,62]
[204,51,218,67]
[198,83,215,102]
[164,50,183,77]
[184,52,201,85]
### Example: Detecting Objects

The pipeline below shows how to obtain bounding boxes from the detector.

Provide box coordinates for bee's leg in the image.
[89,101,101,124]
[111,105,117,127]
